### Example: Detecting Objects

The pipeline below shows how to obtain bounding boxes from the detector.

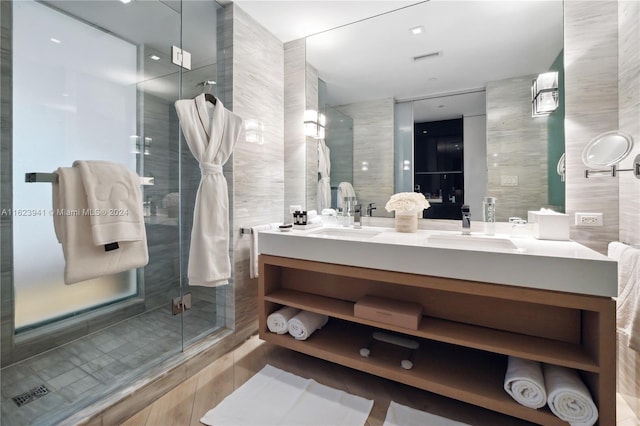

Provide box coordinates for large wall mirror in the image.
[305,0,564,221]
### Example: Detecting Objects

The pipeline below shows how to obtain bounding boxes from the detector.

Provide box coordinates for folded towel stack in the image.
[288,310,328,340]
[503,357,598,425]
[267,306,300,334]
[544,364,598,426]
[52,161,148,284]
[503,356,547,409]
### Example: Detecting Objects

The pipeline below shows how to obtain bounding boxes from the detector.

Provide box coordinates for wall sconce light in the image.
[304,110,326,139]
[531,71,559,117]
[245,119,264,144]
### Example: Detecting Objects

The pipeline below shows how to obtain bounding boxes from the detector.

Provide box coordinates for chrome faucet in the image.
[366,202,376,217]
[461,205,471,235]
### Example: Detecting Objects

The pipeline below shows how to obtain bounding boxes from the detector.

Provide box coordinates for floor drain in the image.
[12,385,49,407]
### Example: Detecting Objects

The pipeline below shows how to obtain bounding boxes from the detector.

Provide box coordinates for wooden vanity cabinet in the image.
[258,254,616,425]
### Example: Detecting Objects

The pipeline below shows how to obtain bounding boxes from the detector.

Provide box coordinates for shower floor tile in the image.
[0,301,220,426]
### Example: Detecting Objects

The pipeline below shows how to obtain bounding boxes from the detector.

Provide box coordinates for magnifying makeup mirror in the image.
[582,131,640,179]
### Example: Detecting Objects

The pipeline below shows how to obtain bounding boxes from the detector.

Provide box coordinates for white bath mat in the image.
[200,364,373,426]
[383,401,472,426]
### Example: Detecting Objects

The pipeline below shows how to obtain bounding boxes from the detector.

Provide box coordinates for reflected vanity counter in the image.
[258,225,617,297]
[257,224,617,425]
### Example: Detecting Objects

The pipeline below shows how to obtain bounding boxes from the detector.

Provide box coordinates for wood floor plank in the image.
[189,352,235,426]
[144,376,198,426]
[120,405,151,426]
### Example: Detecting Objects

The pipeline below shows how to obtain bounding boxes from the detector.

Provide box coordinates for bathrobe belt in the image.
[200,163,223,176]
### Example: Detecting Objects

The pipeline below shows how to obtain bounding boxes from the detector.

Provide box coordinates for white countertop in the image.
[258,226,618,297]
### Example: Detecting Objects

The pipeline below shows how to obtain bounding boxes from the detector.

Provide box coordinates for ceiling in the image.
[233,0,564,119]
[230,1,423,43]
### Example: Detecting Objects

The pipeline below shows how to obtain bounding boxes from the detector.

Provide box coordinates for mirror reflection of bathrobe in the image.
[317,139,331,211]
[175,94,242,287]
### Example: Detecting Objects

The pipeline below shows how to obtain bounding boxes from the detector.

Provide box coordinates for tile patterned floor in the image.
[0,302,219,426]
[122,335,640,426]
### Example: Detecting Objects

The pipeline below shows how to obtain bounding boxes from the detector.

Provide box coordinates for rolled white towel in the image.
[288,311,329,340]
[308,216,322,225]
[306,210,318,220]
[503,356,547,409]
[267,306,300,334]
[543,364,598,426]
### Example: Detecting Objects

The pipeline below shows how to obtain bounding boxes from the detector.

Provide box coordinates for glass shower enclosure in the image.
[0,1,227,424]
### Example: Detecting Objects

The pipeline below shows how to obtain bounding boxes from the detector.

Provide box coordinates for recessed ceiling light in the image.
[50,38,61,44]
[120,0,132,3]
[149,55,160,61]
[62,93,69,97]
[409,26,424,35]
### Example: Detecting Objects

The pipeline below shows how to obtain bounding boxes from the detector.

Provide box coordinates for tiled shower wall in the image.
[0,0,13,366]
[617,0,640,414]
[222,4,285,345]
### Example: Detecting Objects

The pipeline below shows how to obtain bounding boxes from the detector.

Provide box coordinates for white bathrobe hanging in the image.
[317,139,331,211]
[175,94,242,287]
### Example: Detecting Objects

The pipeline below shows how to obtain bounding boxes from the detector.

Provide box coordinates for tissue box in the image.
[528,211,570,241]
[354,295,423,330]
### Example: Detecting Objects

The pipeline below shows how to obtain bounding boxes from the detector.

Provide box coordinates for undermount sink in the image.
[424,233,519,251]
[309,227,382,240]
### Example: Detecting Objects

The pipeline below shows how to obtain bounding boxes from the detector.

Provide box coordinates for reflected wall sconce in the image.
[531,71,559,117]
[245,119,264,144]
[304,110,326,139]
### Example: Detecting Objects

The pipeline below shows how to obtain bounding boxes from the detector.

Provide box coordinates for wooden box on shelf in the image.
[354,295,423,330]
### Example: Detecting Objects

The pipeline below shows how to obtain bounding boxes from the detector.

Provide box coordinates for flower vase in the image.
[395,210,420,233]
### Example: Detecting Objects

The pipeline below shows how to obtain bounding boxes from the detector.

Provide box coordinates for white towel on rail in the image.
[336,181,356,210]
[267,306,300,334]
[288,310,328,340]
[503,356,547,409]
[175,94,243,287]
[52,167,148,284]
[249,223,279,279]
[543,364,598,426]
[608,242,640,351]
[73,160,145,245]
[317,139,331,211]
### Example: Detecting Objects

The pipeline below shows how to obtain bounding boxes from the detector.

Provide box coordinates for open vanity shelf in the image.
[258,254,615,425]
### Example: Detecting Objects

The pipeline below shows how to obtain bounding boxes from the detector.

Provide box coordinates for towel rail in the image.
[25,172,154,186]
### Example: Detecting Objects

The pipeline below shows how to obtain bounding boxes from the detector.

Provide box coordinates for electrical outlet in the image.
[500,175,519,187]
[575,212,603,227]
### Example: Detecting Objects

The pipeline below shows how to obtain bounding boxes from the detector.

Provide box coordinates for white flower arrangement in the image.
[385,192,431,213]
